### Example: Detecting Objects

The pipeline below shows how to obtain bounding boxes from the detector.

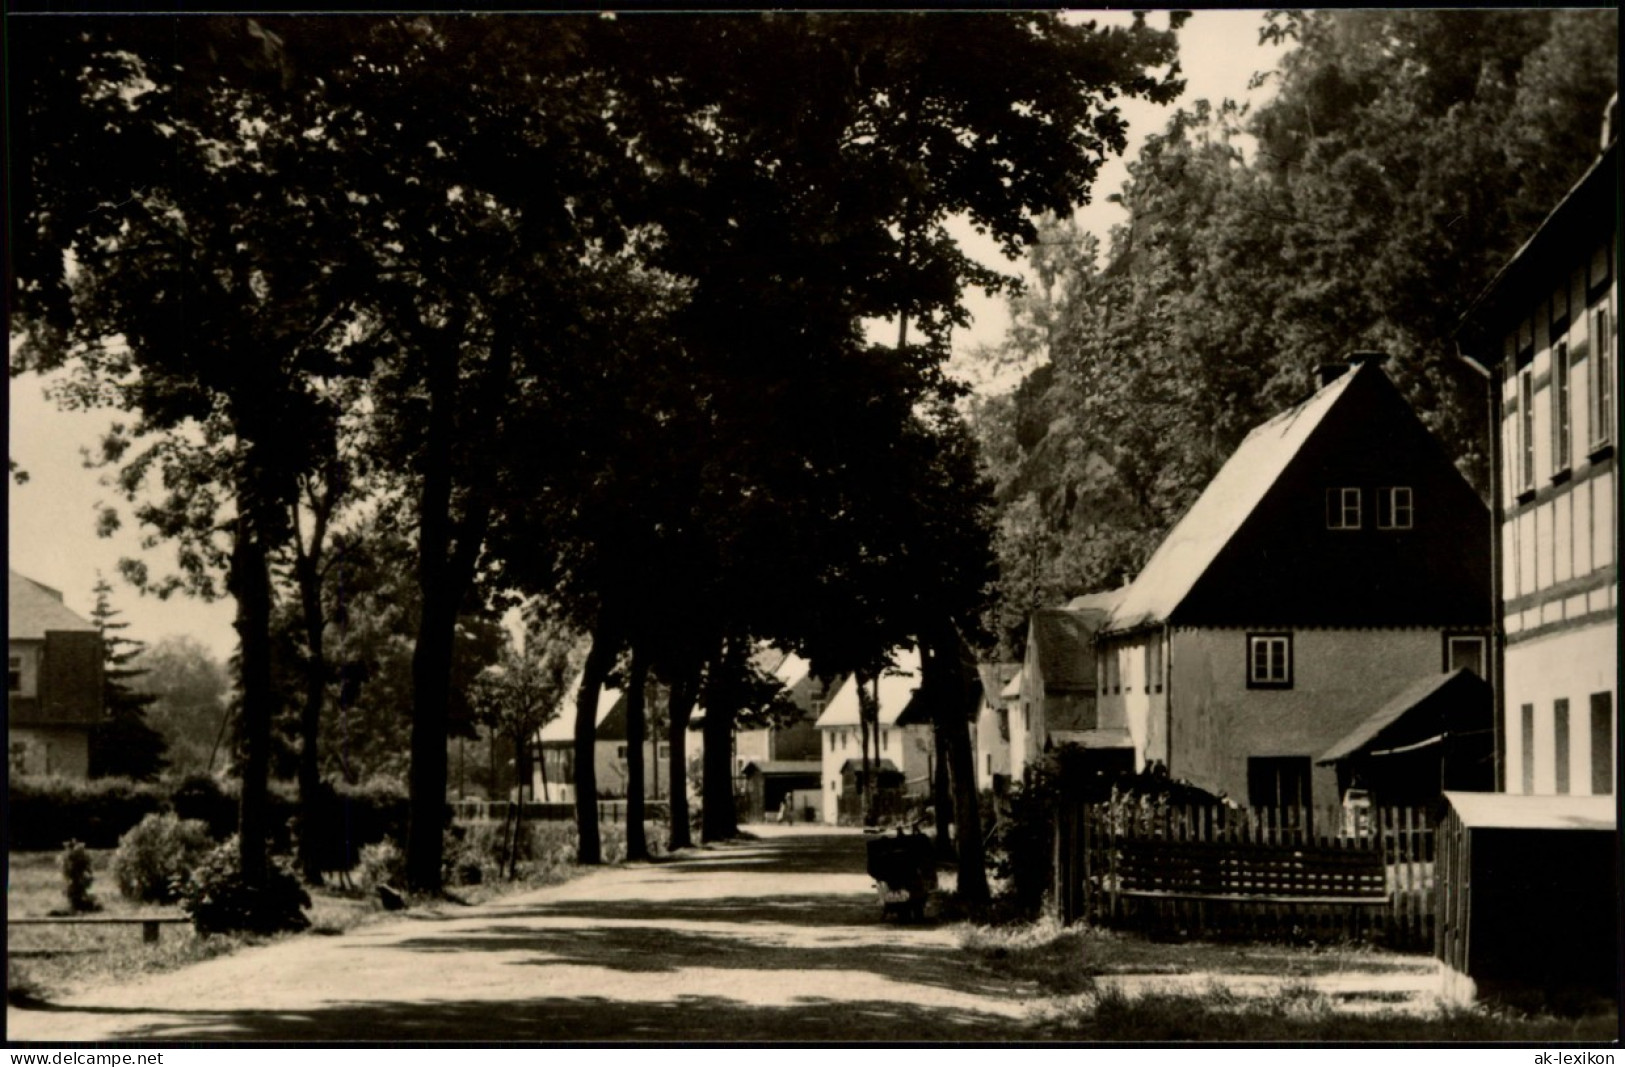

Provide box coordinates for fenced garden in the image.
[1054,798,1436,948]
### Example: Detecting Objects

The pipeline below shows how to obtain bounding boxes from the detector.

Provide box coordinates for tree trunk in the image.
[700,641,740,843]
[573,619,619,864]
[933,725,955,860]
[510,726,528,878]
[666,666,699,851]
[857,672,879,827]
[231,511,275,888]
[922,623,989,904]
[294,554,327,886]
[624,647,650,862]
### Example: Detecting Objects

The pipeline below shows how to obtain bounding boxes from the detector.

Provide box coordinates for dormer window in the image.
[1377,487,1413,530]
[1326,488,1361,529]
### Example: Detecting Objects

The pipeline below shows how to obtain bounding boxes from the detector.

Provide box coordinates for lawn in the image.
[8,820,664,1003]
[7,849,374,1001]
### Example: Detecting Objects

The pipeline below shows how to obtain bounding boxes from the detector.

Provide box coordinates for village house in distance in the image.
[8,569,105,778]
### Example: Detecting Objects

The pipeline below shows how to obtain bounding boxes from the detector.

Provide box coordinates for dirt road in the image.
[8,826,1041,1043]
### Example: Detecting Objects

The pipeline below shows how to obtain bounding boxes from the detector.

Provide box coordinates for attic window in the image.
[1326,488,1361,530]
[1377,487,1413,530]
[1247,634,1292,689]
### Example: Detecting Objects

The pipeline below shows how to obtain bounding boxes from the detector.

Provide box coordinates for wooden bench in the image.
[9,915,191,944]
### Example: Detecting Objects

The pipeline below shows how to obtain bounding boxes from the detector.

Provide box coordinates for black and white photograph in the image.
[6,6,1620,1048]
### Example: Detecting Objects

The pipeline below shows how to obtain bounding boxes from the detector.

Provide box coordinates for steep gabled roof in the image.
[772,651,812,690]
[538,680,623,745]
[1104,363,1366,634]
[815,647,921,729]
[9,570,98,639]
[976,663,1020,708]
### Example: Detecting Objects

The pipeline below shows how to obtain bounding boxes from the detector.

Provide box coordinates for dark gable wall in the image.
[1176,366,1492,628]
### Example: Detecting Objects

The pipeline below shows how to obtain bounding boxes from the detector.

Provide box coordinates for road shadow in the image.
[12,992,1034,1043]
[653,834,874,877]
[369,913,1020,1000]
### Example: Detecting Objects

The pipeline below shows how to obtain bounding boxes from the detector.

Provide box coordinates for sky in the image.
[7,10,1288,662]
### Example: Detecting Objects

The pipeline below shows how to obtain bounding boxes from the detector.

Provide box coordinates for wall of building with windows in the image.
[1495,234,1617,796]
[1166,627,1455,807]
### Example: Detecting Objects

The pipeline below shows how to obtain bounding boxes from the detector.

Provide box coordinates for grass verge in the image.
[959,917,1618,1040]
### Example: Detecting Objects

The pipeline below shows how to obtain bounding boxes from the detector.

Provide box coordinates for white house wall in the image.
[1167,627,1446,806]
[1503,620,1618,796]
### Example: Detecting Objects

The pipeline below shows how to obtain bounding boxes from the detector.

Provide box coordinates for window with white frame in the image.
[1247,634,1292,689]
[1377,487,1413,530]
[1326,488,1361,529]
[1593,307,1614,451]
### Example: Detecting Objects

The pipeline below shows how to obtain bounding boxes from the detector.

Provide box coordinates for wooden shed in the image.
[1434,791,1618,1006]
[739,760,821,823]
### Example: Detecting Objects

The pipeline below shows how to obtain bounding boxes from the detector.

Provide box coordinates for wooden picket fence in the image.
[1054,800,1435,949]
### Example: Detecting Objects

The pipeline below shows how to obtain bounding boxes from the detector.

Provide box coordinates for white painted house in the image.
[814,647,932,824]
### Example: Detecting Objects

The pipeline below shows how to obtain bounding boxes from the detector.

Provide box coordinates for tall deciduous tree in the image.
[11,17,368,893]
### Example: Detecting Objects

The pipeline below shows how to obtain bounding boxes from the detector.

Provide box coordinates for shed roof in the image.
[9,570,97,639]
[1443,791,1615,831]
[815,648,921,729]
[1104,364,1365,634]
[838,758,901,776]
[1050,728,1134,750]
[741,760,821,777]
[1318,669,1488,765]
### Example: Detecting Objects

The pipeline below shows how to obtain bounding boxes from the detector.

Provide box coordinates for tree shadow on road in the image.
[369,910,1024,1001]
[11,991,1035,1043]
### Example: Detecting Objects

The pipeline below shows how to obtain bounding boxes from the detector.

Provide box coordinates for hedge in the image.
[8,774,411,858]
[8,776,169,850]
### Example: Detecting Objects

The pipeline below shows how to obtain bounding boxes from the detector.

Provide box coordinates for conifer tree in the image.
[88,576,168,780]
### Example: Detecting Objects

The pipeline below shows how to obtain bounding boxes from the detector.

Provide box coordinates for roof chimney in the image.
[1317,363,1347,387]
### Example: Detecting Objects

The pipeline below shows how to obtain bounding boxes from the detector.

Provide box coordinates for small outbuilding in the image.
[1317,669,1494,809]
[739,760,822,823]
[1434,791,1618,1007]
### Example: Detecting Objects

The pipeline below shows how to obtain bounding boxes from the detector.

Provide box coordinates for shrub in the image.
[356,839,406,891]
[59,840,99,913]
[10,776,169,850]
[113,813,214,904]
[178,838,310,936]
[169,774,237,839]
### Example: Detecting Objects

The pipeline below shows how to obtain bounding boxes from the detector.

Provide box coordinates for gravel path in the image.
[8,826,1040,1043]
